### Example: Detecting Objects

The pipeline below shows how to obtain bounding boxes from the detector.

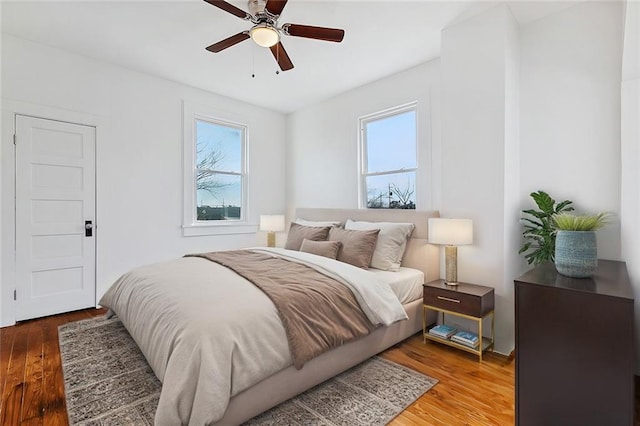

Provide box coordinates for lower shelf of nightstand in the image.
[422,303,495,362]
[424,331,494,358]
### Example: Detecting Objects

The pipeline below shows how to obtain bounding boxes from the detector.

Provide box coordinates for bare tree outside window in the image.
[194,119,245,221]
[366,180,416,209]
[196,140,229,197]
[367,190,386,209]
[389,182,415,209]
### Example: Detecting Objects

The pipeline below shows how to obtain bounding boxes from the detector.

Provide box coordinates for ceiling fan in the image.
[203,0,345,72]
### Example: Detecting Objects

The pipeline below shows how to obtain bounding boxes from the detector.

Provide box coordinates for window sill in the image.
[182,223,258,237]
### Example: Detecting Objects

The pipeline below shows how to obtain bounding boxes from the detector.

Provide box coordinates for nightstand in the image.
[423,279,495,361]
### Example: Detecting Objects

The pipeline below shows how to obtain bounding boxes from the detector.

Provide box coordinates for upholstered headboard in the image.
[295,208,441,283]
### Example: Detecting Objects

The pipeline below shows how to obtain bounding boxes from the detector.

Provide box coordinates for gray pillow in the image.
[299,239,342,260]
[284,223,331,251]
[328,227,380,269]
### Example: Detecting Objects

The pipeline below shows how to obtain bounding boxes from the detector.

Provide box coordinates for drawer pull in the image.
[437,296,461,303]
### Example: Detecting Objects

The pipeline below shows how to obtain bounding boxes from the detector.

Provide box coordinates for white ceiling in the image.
[1,1,581,113]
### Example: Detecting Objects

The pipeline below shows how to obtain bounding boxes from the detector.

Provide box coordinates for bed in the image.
[100,208,440,425]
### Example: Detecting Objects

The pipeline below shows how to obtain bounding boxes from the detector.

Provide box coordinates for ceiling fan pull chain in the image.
[251,42,256,78]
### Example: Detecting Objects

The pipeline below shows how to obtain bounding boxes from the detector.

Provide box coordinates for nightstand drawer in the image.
[423,280,495,318]
[424,287,481,316]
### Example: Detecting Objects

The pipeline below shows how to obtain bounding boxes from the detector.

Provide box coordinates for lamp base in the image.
[444,245,458,285]
[266,231,276,248]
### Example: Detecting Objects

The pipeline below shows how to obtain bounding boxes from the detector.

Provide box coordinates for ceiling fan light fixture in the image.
[250,25,280,48]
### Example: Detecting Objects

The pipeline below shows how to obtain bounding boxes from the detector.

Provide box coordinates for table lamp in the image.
[260,215,285,247]
[428,218,473,285]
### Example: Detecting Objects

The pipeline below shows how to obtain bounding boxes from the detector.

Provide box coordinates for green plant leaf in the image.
[522,209,548,220]
[531,191,555,213]
[522,218,543,228]
[519,191,573,265]
[518,243,531,254]
[554,200,574,213]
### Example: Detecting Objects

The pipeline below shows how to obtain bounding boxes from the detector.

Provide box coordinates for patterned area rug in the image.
[59,316,437,425]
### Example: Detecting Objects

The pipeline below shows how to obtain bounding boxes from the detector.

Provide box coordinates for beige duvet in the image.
[99,248,407,425]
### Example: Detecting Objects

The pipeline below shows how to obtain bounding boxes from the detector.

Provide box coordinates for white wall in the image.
[502,3,523,359]
[438,0,624,355]
[519,1,624,260]
[1,35,286,326]
[286,60,442,220]
[440,4,520,354]
[0,7,4,326]
[621,0,640,373]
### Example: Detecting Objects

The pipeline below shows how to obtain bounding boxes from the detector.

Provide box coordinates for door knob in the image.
[85,220,93,237]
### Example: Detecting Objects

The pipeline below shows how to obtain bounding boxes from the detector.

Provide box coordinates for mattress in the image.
[371,266,424,303]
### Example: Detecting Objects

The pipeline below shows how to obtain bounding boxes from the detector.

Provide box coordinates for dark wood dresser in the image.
[514,260,634,426]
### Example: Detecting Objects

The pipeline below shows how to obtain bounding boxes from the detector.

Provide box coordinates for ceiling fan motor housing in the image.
[248,0,268,18]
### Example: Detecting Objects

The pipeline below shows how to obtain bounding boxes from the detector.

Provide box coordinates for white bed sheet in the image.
[370,267,424,303]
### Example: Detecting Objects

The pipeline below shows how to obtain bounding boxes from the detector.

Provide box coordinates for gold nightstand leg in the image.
[478,316,483,362]
[422,306,427,343]
[491,311,495,351]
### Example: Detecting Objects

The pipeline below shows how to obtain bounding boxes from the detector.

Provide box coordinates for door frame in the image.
[1,100,107,327]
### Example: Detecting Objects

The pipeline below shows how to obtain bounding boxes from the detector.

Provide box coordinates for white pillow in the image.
[344,219,414,271]
[295,218,342,227]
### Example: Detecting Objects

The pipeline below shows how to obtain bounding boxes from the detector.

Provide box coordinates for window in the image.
[359,103,417,209]
[183,101,253,236]
[194,118,245,221]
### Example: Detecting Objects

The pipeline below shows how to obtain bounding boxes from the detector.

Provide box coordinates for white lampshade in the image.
[260,215,285,232]
[250,25,280,48]
[428,218,473,246]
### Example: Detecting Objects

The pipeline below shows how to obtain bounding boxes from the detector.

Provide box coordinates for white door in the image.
[15,115,96,321]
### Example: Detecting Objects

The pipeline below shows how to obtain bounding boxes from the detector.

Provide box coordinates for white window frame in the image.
[182,101,256,236]
[358,102,419,210]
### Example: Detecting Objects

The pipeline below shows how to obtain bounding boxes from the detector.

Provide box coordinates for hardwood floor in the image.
[0,308,626,425]
[382,338,514,425]
[1,308,106,426]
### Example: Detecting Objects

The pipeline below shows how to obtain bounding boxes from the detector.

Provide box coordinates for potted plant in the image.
[552,212,612,278]
[519,191,574,265]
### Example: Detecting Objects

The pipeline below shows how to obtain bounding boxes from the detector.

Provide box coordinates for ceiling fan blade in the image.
[269,42,294,71]
[265,0,288,17]
[283,24,345,43]
[206,32,250,53]
[203,0,251,20]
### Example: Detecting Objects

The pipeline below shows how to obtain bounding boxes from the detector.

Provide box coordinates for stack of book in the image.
[428,324,457,339]
[451,331,480,348]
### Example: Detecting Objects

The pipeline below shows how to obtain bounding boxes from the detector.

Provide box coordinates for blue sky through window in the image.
[195,119,243,211]
[366,110,416,173]
[364,108,417,208]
